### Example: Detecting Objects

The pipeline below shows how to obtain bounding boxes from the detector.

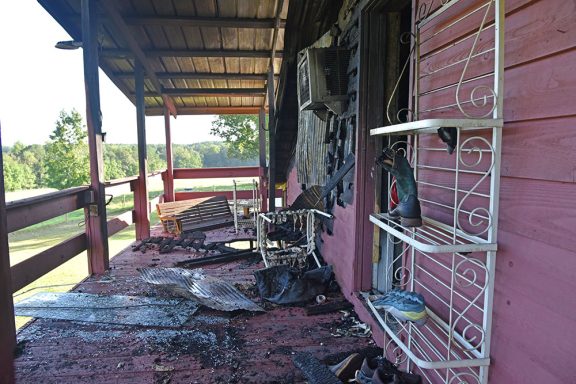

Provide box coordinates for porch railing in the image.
[165,166,278,204]
[7,173,151,293]
[8,166,282,294]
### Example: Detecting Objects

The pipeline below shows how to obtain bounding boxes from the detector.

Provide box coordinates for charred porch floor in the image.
[14,226,375,383]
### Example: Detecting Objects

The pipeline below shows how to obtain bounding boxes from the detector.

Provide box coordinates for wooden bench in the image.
[156,196,234,234]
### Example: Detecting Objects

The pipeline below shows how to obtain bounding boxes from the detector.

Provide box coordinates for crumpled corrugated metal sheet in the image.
[139,267,264,312]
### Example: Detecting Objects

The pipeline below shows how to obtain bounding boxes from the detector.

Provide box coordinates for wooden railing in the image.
[7,166,283,294]
[7,174,145,293]
[164,166,281,206]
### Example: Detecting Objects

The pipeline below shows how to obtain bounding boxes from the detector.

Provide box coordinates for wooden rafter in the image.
[270,0,285,67]
[122,16,287,29]
[142,88,266,97]
[102,49,283,59]
[100,2,177,117]
[146,106,265,116]
[113,71,279,81]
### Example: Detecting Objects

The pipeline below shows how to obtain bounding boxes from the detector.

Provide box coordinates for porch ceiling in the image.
[38,0,288,116]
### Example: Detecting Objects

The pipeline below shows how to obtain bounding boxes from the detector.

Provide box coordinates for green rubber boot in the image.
[376,148,422,227]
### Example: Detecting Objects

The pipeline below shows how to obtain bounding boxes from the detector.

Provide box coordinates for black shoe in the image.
[357,357,421,384]
[437,127,457,154]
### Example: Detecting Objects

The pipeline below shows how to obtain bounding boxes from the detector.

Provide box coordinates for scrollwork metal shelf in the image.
[362,292,491,370]
[370,213,497,254]
[367,0,504,382]
[370,118,503,136]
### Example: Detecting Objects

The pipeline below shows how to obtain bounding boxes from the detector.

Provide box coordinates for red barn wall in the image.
[479,0,575,382]
[409,0,576,382]
[284,0,576,382]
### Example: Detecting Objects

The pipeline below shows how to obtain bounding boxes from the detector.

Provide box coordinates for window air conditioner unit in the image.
[297,47,351,115]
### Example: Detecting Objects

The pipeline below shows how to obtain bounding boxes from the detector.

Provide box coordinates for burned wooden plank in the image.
[175,250,259,269]
[122,16,287,29]
[14,292,198,327]
[305,299,353,316]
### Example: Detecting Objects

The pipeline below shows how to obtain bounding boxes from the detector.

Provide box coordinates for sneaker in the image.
[373,291,427,326]
[372,290,425,308]
[328,352,364,381]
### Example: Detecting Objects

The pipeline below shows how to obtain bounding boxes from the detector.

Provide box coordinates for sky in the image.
[0,0,219,146]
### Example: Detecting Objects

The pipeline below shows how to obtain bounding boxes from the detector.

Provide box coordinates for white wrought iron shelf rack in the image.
[362,292,490,370]
[370,118,503,136]
[367,0,503,381]
[370,213,497,254]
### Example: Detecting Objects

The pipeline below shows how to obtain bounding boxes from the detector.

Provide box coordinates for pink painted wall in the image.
[285,165,301,207]
[412,0,576,382]
[284,0,576,382]
[481,0,575,382]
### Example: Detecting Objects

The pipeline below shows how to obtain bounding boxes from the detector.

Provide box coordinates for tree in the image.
[103,144,138,180]
[173,145,202,168]
[210,115,261,160]
[8,142,45,187]
[2,154,35,191]
[147,144,166,172]
[44,109,90,189]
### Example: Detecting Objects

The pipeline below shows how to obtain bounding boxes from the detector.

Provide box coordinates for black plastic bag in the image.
[254,265,333,305]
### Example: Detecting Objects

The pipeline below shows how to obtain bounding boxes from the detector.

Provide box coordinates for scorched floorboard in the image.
[14,226,374,383]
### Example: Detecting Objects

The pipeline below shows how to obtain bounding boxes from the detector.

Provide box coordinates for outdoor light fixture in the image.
[55,40,83,50]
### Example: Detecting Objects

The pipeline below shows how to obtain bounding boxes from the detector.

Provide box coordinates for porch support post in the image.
[258,107,268,212]
[267,69,276,211]
[134,61,150,240]
[82,0,109,274]
[163,106,175,202]
[0,123,16,384]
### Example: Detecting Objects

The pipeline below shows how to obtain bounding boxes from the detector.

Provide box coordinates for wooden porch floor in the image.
[14,226,375,383]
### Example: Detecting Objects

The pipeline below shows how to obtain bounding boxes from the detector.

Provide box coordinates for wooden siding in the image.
[295,111,329,186]
[413,0,576,382]
[285,0,576,382]
[492,230,576,384]
[491,0,576,380]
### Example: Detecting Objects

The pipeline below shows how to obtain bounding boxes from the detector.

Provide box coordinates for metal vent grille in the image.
[298,55,311,108]
[323,48,350,96]
[296,110,329,186]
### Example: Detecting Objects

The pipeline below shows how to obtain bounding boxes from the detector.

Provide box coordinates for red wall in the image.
[489,0,576,381]
[285,0,576,382]
[285,166,300,208]
[415,0,576,382]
